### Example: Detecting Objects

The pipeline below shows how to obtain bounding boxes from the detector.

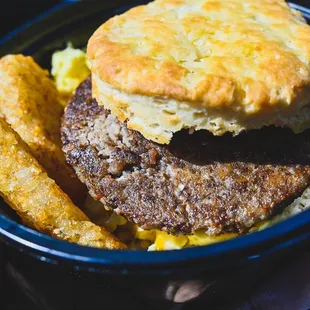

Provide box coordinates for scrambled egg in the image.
[135,227,236,251]
[84,187,310,251]
[135,228,188,251]
[51,44,90,105]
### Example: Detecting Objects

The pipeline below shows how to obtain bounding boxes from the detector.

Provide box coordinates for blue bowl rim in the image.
[0,1,310,270]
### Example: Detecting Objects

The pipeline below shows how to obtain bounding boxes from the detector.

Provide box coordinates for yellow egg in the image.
[153,231,188,251]
[135,227,156,241]
[51,45,90,102]
[135,227,237,250]
[188,231,237,246]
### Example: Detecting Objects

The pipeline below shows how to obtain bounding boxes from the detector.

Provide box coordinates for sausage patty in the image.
[61,77,310,236]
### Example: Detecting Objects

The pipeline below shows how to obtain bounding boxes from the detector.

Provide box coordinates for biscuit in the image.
[88,0,310,144]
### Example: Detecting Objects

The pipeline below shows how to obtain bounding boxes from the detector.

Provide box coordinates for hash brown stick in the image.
[0,117,126,249]
[0,54,86,205]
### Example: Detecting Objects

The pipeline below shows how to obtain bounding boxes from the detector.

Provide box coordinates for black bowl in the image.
[1,1,310,307]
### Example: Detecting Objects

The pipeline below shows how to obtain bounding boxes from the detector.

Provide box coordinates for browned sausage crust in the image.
[61,77,310,236]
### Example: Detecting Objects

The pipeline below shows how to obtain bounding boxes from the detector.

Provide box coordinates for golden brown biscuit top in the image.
[88,0,310,116]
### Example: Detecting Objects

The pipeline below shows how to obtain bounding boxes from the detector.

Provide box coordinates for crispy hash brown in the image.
[0,116,126,249]
[0,55,86,204]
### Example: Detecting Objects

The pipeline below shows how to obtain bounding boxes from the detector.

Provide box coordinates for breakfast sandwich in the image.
[60,0,310,250]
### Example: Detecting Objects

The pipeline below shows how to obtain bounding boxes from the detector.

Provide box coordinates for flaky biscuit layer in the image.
[88,0,310,143]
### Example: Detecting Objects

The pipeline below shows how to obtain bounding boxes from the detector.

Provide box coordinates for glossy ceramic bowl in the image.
[1,1,310,306]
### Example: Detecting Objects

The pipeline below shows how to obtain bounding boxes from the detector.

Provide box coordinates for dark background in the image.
[1,1,63,37]
[1,0,309,38]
